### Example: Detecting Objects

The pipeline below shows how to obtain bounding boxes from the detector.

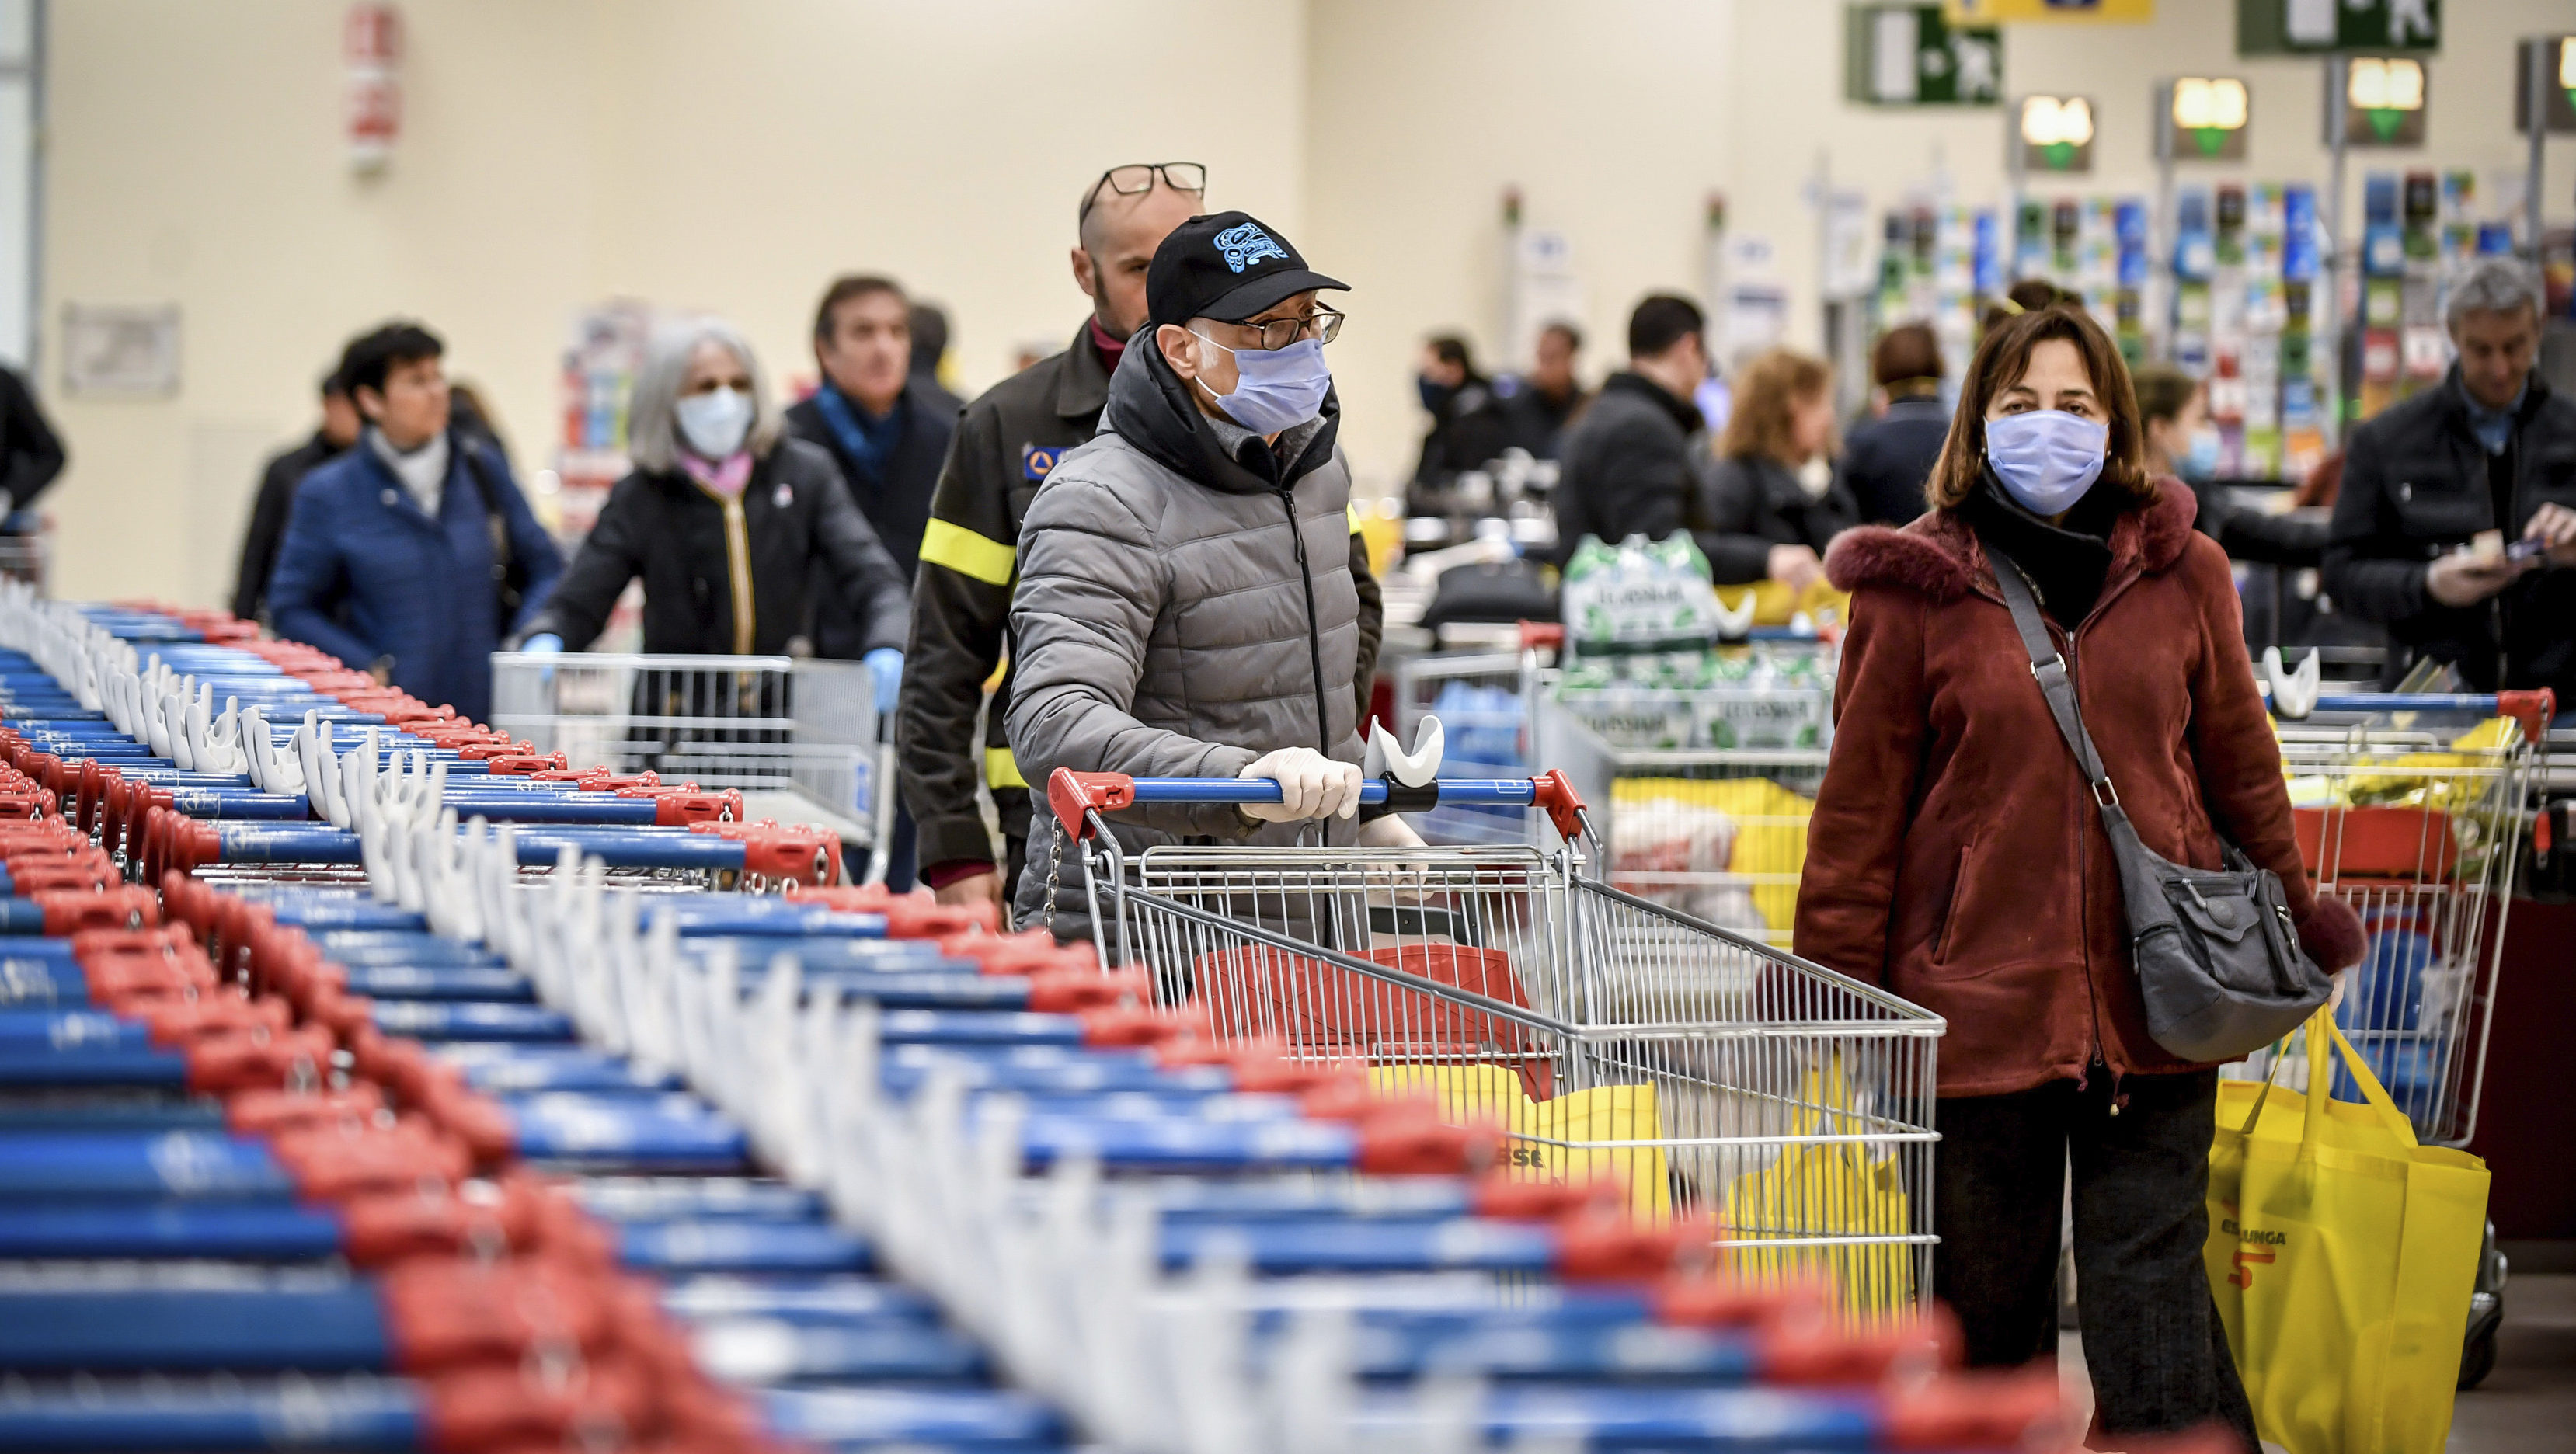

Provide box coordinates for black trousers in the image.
[1935,1069,2257,1448]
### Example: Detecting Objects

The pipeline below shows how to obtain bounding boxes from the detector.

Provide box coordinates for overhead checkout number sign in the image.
[1844,5,2003,106]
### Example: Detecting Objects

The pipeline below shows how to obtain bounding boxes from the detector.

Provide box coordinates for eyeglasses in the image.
[1080,162,1207,222]
[1233,305,1345,352]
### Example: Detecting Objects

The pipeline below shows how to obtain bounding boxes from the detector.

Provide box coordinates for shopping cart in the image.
[1045,767,1944,1316]
[1528,625,1837,950]
[1390,645,1530,846]
[490,651,895,877]
[2251,680,2552,1389]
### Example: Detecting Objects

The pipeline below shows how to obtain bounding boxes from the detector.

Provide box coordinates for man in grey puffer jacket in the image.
[1008,211,1414,941]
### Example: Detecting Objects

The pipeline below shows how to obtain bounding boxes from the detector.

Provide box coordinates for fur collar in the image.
[1825,476,2199,604]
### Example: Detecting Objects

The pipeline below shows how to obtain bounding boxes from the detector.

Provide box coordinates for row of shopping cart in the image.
[0,590,2157,1452]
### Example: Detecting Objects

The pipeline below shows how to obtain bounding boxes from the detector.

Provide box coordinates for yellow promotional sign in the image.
[1943,0,2153,20]
[2206,1011,2489,1454]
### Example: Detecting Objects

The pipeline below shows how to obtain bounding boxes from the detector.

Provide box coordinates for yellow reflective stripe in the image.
[1346,503,1363,534]
[920,518,1016,586]
[984,746,1028,790]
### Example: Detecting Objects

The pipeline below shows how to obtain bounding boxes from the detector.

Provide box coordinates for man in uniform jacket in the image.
[900,168,1383,912]
[1006,210,1405,941]
[2325,258,2576,699]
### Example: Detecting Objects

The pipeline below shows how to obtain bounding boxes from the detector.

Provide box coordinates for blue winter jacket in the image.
[266,435,564,724]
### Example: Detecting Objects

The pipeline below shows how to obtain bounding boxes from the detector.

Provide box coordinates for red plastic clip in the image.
[1527,768,1588,843]
[1046,767,1135,842]
[690,819,841,886]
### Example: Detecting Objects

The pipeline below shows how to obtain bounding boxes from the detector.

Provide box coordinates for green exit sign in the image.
[1845,5,2004,106]
[2238,0,2439,56]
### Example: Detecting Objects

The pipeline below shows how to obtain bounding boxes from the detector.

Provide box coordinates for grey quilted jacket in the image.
[1007,341,1366,938]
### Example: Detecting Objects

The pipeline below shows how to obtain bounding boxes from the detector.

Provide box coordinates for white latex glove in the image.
[1238,747,1363,822]
[1359,814,1426,849]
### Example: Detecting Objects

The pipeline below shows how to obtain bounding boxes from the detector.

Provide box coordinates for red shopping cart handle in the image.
[1045,768,1589,843]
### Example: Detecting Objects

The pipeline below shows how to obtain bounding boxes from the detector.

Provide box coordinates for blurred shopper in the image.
[267,322,563,725]
[2133,363,2322,567]
[1497,321,1588,460]
[0,360,63,537]
[2326,258,2576,696]
[902,161,1213,913]
[510,318,907,672]
[445,379,513,468]
[1698,348,1856,589]
[1410,336,1514,494]
[907,301,966,419]
[1837,323,1947,525]
[1008,210,1409,937]
[786,276,956,590]
[1551,294,1709,562]
[1797,302,2360,1448]
[231,363,360,621]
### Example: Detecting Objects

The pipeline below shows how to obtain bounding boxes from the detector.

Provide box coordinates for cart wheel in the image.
[2458,1320,2498,1390]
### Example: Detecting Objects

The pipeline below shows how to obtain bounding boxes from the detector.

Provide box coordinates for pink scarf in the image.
[680,450,752,498]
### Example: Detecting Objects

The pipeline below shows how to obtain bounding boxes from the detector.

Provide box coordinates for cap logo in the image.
[1213,222,1288,275]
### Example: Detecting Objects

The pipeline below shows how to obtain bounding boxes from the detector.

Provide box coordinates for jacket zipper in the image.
[705,487,756,654]
[1278,485,1330,754]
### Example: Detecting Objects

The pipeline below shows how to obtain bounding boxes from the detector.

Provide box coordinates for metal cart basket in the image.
[489,652,886,854]
[1046,768,1944,1316]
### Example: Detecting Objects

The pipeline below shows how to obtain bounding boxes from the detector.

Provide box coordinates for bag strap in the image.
[1983,541,2122,812]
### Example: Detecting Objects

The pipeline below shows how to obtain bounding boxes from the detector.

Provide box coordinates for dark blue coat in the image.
[266,435,563,724]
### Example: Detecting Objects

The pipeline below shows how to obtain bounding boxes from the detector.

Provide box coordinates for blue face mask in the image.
[2178,426,2221,483]
[1986,409,2108,516]
[1192,333,1331,435]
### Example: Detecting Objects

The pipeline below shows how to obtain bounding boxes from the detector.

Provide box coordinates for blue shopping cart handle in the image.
[1048,768,1591,840]
[2266,686,2556,732]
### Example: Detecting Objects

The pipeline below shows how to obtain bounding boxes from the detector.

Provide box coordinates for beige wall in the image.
[40,0,1304,606]
[35,0,2576,604]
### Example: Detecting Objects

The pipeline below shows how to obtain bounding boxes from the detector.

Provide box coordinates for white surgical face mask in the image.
[1189,332,1332,434]
[674,386,754,460]
[1795,455,1834,500]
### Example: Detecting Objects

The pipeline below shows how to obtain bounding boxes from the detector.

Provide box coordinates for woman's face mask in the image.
[1985,409,2107,516]
[2179,426,2222,483]
[675,386,754,460]
[1192,332,1331,435]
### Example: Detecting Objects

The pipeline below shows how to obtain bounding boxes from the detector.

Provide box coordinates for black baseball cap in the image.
[1147,211,1348,328]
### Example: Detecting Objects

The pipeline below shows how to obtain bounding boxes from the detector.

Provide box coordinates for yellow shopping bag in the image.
[1372,1064,1670,1220]
[1721,1064,1914,1315]
[2207,1009,2490,1454]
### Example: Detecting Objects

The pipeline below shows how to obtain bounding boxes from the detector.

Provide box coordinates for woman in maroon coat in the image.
[1795,304,2362,1447]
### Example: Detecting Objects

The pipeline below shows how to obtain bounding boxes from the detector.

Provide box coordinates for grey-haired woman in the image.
[514,318,909,677]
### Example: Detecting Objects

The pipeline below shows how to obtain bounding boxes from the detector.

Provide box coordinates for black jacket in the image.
[1497,377,1586,461]
[899,325,1384,878]
[0,366,64,520]
[2188,474,2326,567]
[1412,377,1516,487]
[785,384,954,581]
[2324,367,2576,697]
[1838,394,1947,526]
[1551,371,1705,562]
[231,430,346,621]
[516,437,908,659]
[1696,454,1861,585]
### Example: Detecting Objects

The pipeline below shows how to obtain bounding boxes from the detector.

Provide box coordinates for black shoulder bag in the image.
[1985,541,2331,1063]
[458,444,534,622]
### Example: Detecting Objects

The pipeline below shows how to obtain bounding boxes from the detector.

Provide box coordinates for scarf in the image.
[367,427,450,517]
[810,381,903,488]
[1087,316,1128,375]
[679,449,752,498]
